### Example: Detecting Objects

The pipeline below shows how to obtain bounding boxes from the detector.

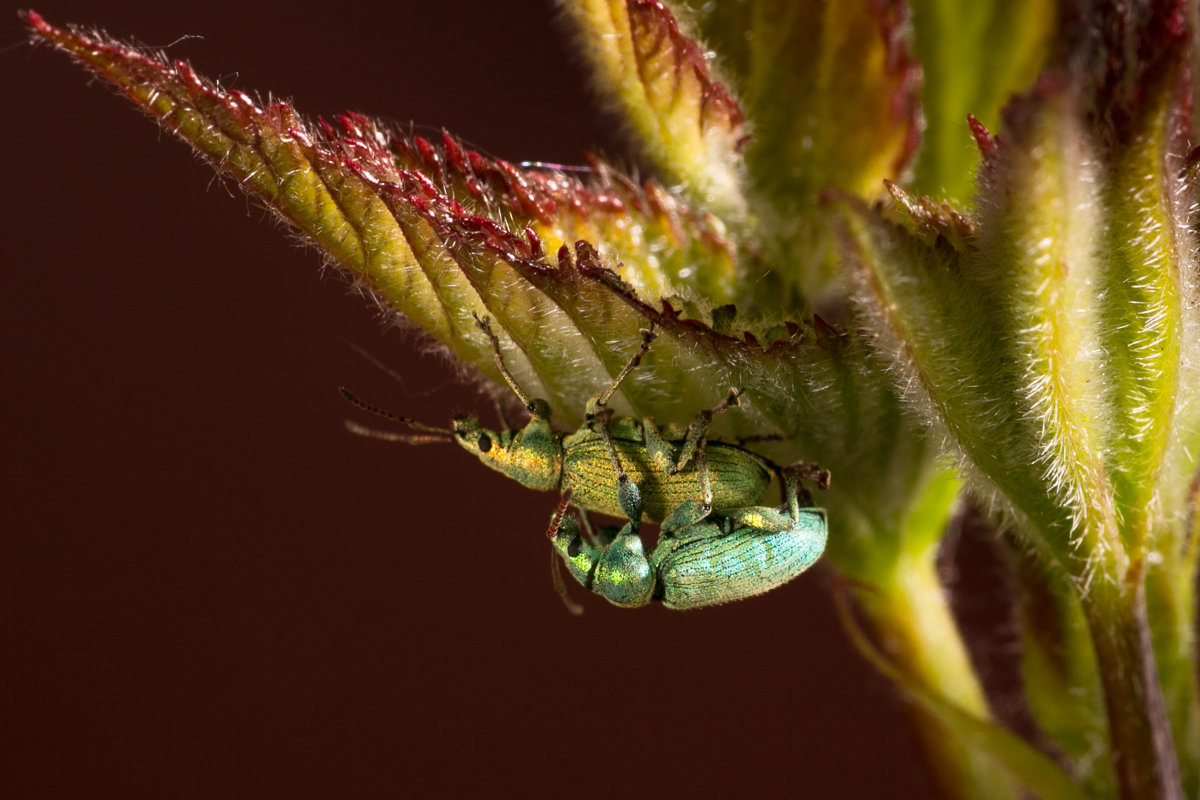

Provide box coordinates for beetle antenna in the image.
[338,387,453,439]
[550,550,584,616]
[343,420,452,445]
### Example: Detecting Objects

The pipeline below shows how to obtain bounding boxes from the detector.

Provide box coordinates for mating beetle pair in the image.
[342,314,829,609]
[549,468,827,609]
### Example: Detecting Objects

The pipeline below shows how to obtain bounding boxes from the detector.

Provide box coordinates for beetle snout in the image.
[451,416,493,453]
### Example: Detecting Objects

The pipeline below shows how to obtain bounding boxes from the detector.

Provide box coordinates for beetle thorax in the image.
[487,430,563,492]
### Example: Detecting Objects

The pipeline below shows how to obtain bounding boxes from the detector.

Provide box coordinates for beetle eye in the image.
[477,435,492,453]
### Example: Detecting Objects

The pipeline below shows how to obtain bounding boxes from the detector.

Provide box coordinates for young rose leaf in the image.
[27,13,752,420]
[30,12,962,574]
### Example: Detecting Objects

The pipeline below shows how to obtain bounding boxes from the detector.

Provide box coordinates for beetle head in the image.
[451,412,561,492]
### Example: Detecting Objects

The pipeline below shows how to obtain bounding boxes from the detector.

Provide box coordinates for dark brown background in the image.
[4,2,954,795]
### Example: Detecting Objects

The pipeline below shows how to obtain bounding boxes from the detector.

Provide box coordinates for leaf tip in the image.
[24,9,62,47]
[966,113,997,160]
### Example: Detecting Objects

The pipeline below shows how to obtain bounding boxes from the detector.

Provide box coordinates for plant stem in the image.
[1144,560,1200,796]
[857,553,1020,800]
[1081,576,1183,800]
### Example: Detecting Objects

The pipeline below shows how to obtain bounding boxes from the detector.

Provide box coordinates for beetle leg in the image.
[492,396,514,430]
[788,460,831,491]
[576,507,601,545]
[670,387,742,474]
[719,465,816,534]
[575,327,659,525]
[583,326,656,419]
[473,313,537,410]
[660,498,710,532]
[592,407,644,525]
[783,464,822,518]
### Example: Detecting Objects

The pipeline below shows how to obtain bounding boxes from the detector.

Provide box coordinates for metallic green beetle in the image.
[548,468,827,609]
[342,315,825,528]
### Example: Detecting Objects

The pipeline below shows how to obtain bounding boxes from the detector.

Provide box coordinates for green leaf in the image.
[843,61,1197,578]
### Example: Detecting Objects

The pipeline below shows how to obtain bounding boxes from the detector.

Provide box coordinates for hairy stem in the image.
[1145,560,1200,795]
[1082,576,1182,800]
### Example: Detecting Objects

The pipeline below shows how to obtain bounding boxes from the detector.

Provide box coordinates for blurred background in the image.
[1,2,995,795]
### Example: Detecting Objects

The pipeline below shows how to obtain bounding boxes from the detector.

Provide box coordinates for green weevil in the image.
[548,467,828,609]
[342,315,825,529]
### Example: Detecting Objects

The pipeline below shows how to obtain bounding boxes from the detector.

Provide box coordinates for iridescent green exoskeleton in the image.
[549,467,828,609]
[341,315,825,529]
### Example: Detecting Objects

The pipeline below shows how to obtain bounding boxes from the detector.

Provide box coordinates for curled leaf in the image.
[677,0,921,304]
[559,0,747,216]
[685,0,920,210]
